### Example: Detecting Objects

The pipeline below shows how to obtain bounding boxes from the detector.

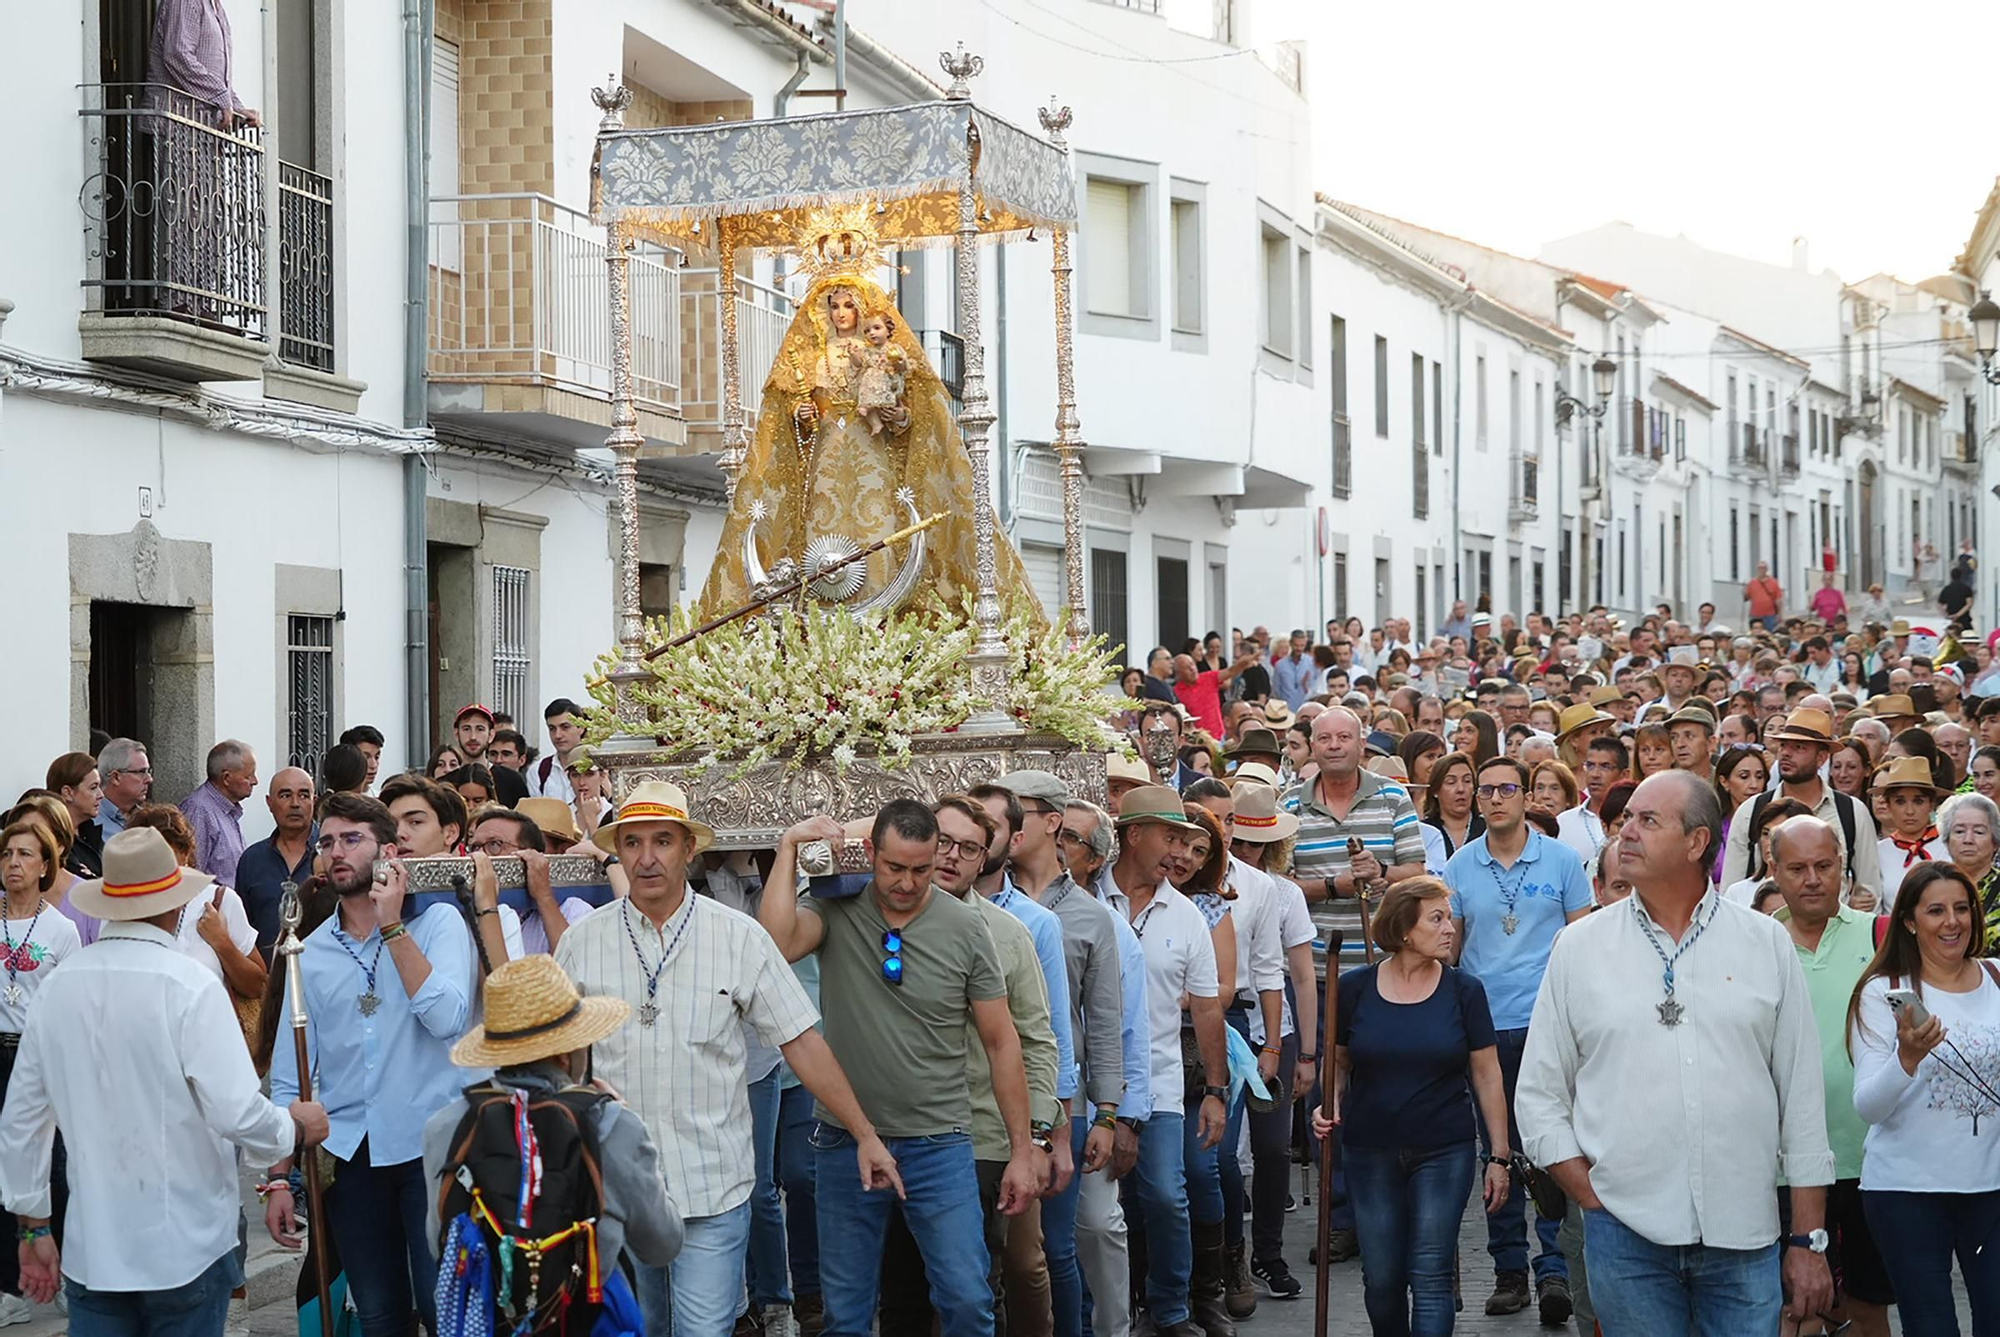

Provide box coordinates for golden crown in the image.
[794,200,889,284]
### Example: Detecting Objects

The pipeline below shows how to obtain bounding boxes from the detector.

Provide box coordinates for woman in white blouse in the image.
[0,819,84,1323]
[1848,862,2000,1333]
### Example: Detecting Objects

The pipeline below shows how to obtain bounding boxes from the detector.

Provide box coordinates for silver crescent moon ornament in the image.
[852,489,928,616]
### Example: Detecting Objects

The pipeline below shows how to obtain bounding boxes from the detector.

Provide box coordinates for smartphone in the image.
[1886,988,1932,1029]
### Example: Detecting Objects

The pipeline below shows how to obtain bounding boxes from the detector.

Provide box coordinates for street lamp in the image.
[1555,356,1619,424]
[1972,290,2000,385]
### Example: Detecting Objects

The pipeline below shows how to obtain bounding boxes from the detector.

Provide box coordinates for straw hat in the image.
[1767,708,1835,746]
[1260,700,1296,732]
[450,953,632,1068]
[1106,753,1152,786]
[1554,702,1614,742]
[591,780,714,855]
[1229,784,1299,843]
[1869,694,1920,724]
[515,797,582,847]
[1587,685,1624,710]
[69,826,214,921]
[1874,755,1949,798]
[1223,762,1283,791]
[1367,756,1410,783]
[1115,785,1199,830]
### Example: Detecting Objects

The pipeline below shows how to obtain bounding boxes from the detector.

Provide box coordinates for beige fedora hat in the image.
[514,797,582,847]
[1229,784,1300,843]
[450,954,632,1068]
[1223,762,1283,791]
[68,826,214,921]
[592,780,715,855]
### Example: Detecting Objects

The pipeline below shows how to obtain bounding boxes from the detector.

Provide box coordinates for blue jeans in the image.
[744,1071,792,1307]
[1124,1113,1193,1326]
[777,1083,820,1297]
[66,1250,240,1337]
[813,1125,992,1337]
[323,1141,435,1337]
[1221,1013,1296,1259]
[1345,1142,1475,1337]
[1182,1102,1224,1226]
[1478,1027,1564,1281]
[1041,1116,1086,1337]
[634,1202,752,1337]
[1582,1207,1780,1337]
[1862,1188,2000,1336]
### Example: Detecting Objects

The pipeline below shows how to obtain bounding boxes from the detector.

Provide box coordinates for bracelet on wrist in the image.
[255,1181,295,1201]
[1485,1155,1512,1169]
[1260,1045,1282,1056]
[1298,1052,1319,1063]
[16,1225,50,1243]
[1093,1109,1119,1129]
[475,907,499,919]
[379,922,407,942]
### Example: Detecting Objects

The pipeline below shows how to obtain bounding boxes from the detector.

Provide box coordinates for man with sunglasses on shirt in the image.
[763,801,1045,1337]
[1443,757,1593,1324]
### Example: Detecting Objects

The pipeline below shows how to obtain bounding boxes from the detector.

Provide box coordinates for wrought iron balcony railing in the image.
[278,162,334,371]
[80,82,267,339]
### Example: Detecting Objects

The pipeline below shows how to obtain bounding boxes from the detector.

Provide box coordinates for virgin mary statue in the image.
[696,269,1042,621]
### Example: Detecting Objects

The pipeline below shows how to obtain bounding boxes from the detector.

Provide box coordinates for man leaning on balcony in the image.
[148,0,260,131]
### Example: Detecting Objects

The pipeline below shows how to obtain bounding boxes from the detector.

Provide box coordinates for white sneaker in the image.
[0,1293,34,1326]
[54,1291,66,1316]
[225,1295,250,1337]
[760,1304,796,1337]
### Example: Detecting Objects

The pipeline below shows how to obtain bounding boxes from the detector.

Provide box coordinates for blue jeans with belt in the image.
[813,1125,992,1337]
[1345,1142,1475,1337]
[1582,1207,1780,1337]
[66,1250,241,1337]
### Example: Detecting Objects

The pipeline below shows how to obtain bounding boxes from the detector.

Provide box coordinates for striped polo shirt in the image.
[1282,770,1427,977]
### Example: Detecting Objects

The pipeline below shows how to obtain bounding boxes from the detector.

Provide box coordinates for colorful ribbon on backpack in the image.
[468,1186,604,1306]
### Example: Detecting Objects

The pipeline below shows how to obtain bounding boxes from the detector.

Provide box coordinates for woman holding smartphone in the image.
[1312,876,1509,1334]
[1848,862,2000,1333]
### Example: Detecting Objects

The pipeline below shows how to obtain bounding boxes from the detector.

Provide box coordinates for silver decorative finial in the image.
[592,75,633,133]
[1037,99,1072,149]
[939,43,983,100]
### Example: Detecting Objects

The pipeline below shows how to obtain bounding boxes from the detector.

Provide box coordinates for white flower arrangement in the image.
[584,596,1122,776]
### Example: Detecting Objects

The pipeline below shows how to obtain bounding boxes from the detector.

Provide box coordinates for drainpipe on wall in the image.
[402,0,434,762]
[774,50,811,116]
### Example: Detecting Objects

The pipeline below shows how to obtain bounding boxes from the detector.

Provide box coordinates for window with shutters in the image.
[1170,197,1203,335]
[1262,226,1293,358]
[492,565,532,725]
[428,40,462,271]
[1295,244,1313,369]
[1432,361,1443,456]
[1089,549,1129,657]
[1411,352,1427,519]
[1330,315,1351,497]
[1373,337,1389,437]
[286,615,334,782]
[1475,353,1489,450]
[1085,178,1142,318]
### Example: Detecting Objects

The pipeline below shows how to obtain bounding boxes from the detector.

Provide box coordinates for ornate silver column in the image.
[593,80,650,738]
[716,216,747,500]
[942,46,1014,731]
[1038,101,1089,650]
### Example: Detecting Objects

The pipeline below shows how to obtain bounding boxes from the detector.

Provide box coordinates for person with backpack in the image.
[1719,708,1882,912]
[425,953,682,1337]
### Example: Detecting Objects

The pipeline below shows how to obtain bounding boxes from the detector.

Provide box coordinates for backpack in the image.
[1744,790,1859,882]
[435,1081,612,1337]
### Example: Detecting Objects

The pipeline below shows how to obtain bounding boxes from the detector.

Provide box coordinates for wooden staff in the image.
[276,884,334,1337]
[1348,838,1379,965]
[1312,929,1343,1337]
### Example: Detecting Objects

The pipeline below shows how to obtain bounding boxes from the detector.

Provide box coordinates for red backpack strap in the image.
[1873,915,1890,950]
[1984,960,2000,989]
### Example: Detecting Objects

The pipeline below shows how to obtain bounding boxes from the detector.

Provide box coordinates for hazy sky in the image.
[1167,0,1996,283]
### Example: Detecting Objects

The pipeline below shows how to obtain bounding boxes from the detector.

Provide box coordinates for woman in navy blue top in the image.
[1313,875,1511,1335]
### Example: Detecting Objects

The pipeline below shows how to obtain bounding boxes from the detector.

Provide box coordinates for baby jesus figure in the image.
[847,310,910,437]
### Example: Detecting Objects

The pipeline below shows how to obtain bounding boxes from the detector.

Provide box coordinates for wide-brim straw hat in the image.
[1768,708,1835,746]
[1554,703,1615,742]
[1224,762,1283,791]
[515,797,581,846]
[1587,685,1624,709]
[1260,700,1296,732]
[1874,755,1950,798]
[451,954,632,1067]
[69,826,214,921]
[592,780,715,855]
[1106,753,1152,786]
[1869,694,1920,723]
[1229,784,1300,843]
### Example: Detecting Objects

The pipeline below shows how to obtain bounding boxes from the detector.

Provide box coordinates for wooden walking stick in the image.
[277,883,335,1337]
[1347,838,1380,965]
[1312,929,1343,1337]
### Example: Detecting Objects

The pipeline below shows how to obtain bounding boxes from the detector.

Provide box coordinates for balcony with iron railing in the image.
[278,162,334,373]
[1946,429,1978,471]
[428,193,704,450]
[78,83,271,382]
[1735,421,1765,469]
[1781,432,1800,475]
[1509,454,1539,519]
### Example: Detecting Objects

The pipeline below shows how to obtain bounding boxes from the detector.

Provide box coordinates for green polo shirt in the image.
[1773,902,1875,1181]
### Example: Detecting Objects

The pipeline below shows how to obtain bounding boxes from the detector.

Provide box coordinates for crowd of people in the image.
[3,586,2000,1337]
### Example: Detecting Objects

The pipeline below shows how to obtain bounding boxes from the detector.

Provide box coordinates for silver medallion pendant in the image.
[1500,914,1519,936]
[3,984,23,1006]
[358,990,381,1017]
[639,1001,660,1027]
[1657,997,1685,1027]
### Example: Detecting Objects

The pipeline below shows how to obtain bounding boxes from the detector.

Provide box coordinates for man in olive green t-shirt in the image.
[761,800,1046,1337]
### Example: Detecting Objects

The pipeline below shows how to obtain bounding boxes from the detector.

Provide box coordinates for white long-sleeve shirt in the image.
[1852,971,2000,1193]
[0,921,295,1290]
[1225,856,1287,1039]
[1517,891,1833,1250]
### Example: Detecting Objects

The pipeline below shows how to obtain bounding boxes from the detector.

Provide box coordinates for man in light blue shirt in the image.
[1271,630,1317,712]
[266,792,478,1337]
[94,737,152,840]
[1444,756,1592,1323]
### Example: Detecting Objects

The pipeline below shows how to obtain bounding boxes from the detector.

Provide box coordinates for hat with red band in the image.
[591,780,715,856]
[68,827,214,921]
[1228,784,1300,844]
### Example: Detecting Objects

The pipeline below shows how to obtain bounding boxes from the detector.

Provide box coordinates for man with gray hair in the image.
[1517,771,1834,1333]
[95,737,153,841]
[179,740,258,887]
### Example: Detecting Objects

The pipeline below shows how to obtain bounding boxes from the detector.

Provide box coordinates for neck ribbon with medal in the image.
[1488,846,1534,936]
[331,923,387,1016]
[1632,893,1717,1027]
[623,897,697,1026]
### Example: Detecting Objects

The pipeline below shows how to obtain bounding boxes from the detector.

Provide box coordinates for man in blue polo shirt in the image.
[235,766,316,954]
[1445,755,1592,1326]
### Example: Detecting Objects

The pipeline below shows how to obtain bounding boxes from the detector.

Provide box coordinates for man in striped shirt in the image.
[1278,706,1427,1264]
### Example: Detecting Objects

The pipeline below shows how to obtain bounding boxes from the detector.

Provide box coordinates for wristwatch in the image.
[1202,1084,1228,1102]
[1786,1229,1829,1254]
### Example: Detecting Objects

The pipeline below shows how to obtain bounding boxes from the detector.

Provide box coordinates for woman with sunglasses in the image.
[1849,862,2000,1334]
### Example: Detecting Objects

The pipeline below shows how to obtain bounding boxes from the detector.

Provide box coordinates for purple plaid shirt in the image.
[178,781,246,889]
[147,0,243,112]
